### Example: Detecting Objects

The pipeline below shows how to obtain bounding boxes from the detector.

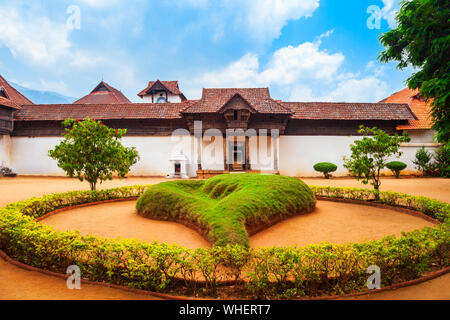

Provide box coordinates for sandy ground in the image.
[250,200,433,248]
[0,258,162,300]
[42,201,210,249]
[341,273,450,300]
[0,177,168,208]
[0,176,449,300]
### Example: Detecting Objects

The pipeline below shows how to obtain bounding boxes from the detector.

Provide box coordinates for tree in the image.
[378,0,450,143]
[413,147,433,175]
[49,118,140,190]
[343,126,410,199]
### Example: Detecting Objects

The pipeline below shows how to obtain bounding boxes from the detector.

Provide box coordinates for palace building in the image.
[0,75,440,178]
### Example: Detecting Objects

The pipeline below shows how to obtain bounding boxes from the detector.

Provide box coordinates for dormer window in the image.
[157,96,167,103]
[0,87,8,99]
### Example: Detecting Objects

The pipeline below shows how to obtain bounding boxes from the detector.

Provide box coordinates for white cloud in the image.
[236,0,320,41]
[260,35,344,84]
[187,31,344,96]
[175,0,320,42]
[381,0,400,28]
[185,31,389,102]
[0,4,98,67]
[76,0,124,9]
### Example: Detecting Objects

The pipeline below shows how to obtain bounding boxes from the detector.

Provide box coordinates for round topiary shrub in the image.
[136,173,317,247]
[386,161,407,179]
[313,162,338,179]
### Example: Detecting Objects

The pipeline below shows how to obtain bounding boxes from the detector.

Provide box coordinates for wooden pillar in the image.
[273,134,279,172]
[223,135,228,171]
[197,136,202,171]
[245,136,250,171]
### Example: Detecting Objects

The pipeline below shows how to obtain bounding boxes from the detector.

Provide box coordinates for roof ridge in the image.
[0,75,34,105]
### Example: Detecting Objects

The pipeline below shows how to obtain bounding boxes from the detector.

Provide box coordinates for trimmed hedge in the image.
[136,174,317,247]
[386,161,408,179]
[0,183,448,299]
[313,163,338,179]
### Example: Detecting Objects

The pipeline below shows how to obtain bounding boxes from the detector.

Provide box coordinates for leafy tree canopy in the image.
[49,118,140,190]
[379,0,450,143]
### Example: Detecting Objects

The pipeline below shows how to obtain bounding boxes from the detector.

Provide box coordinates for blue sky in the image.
[0,0,413,103]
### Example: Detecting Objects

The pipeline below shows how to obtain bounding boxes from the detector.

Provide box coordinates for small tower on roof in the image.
[73,81,131,104]
[137,80,186,103]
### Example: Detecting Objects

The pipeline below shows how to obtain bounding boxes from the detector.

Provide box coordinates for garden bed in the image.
[0,178,448,299]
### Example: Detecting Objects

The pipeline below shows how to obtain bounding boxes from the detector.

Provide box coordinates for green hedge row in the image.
[0,185,448,299]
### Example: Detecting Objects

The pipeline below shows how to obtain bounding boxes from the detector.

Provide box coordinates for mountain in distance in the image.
[10,82,77,104]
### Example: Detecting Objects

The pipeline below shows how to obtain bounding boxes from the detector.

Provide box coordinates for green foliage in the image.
[413,147,433,175]
[378,0,450,143]
[136,174,317,247]
[0,185,448,299]
[343,126,410,196]
[433,144,450,178]
[313,162,338,179]
[386,161,408,179]
[49,118,140,190]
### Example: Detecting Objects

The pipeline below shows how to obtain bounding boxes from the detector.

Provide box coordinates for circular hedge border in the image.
[0,184,448,299]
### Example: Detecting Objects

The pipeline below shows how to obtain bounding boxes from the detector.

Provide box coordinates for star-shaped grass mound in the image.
[136,173,316,247]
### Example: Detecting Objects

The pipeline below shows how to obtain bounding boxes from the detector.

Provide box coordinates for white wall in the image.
[0,135,12,167]
[279,136,359,177]
[11,137,65,175]
[10,136,197,177]
[8,131,441,177]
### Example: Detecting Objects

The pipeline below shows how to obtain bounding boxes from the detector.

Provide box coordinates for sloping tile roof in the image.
[283,102,417,121]
[380,88,433,130]
[0,97,21,110]
[138,80,185,98]
[182,88,292,114]
[14,102,193,121]
[0,75,33,105]
[73,81,131,104]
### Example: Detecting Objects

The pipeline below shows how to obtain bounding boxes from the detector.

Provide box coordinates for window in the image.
[0,88,8,99]
[234,110,239,121]
[157,97,167,103]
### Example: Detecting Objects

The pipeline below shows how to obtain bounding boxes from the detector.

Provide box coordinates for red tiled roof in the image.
[14,102,194,121]
[283,102,417,121]
[0,97,21,110]
[73,81,131,104]
[380,88,433,130]
[137,80,185,99]
[0,75,33,105]
[183,88,292,114]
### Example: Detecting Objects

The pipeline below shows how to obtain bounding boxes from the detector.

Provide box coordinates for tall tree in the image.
[49,118,140,190]
[379,0,450,143]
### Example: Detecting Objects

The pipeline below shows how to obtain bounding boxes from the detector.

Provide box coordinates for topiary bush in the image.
[313,162,338,179]
[136,174,317,247]
[386,161,407,179]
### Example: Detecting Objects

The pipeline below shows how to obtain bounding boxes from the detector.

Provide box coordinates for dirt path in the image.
[42,201,210,249]
[341,273,450,300]
[0,257,162,300]
[250,201,434,248]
